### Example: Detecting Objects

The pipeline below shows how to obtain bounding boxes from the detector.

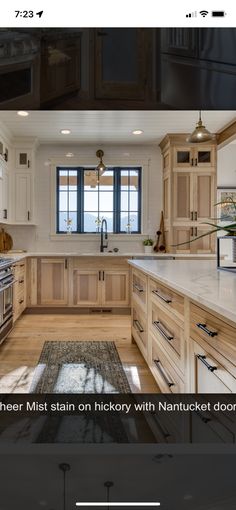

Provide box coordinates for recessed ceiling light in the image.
[66,152,74,158]
[60,129,71,135]
[132,130,143,135]
[17,111,29,117]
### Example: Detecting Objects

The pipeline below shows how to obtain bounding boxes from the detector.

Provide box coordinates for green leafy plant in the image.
[174,197,236,247]
[143,238,154,246]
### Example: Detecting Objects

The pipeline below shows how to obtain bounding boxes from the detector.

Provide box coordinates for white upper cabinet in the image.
[15,149,32,170]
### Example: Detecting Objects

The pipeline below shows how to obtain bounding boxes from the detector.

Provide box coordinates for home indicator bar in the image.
[76,504,161,507]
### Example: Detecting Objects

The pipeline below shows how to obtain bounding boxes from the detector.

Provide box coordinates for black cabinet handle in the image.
[195,211,198,221]
[19,279,24,284]
[152,289,172,303]
[102,271,105,281]
[133,319,144,333]
[153,321,173,342]
[65,259,68,269]
[28,160,30,168]
[191,211,194,221]
[154,359,175,388]
[197,354,217,372]
[195,158,198,166]
[27,211,30,221]
[191,158,194,166]
[3,209,7,219]
[19,299,24,304]
[196,323,218,337]
[133,283,144,293]
[195,227,197,236]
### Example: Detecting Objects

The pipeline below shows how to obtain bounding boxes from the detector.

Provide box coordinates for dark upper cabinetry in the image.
[94,28,151,101]
[160,28,236,109]
[161,28,198,58]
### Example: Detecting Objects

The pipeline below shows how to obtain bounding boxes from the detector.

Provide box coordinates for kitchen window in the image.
[56,167,141,233]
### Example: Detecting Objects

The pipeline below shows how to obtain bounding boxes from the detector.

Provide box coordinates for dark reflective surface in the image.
[1,28,236,109]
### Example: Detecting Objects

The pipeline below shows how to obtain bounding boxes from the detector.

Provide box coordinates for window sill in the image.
[50,233,148,242]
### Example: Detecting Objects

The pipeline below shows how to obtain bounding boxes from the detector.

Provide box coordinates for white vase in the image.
[144,245,153,254]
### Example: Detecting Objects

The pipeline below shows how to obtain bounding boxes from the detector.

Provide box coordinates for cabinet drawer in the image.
[191,339,236,393]
[150,301,185,375]
[151,334,185,393]
[132,303,148,360]
[150,278,184,320]
[132,269,147,312]
[190,303,236,373]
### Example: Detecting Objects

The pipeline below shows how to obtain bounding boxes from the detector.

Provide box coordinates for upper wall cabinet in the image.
[15,149,32,170]
[173,146,215,169]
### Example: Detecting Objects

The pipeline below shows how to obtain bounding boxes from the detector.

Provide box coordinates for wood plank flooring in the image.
[0,313,159,393]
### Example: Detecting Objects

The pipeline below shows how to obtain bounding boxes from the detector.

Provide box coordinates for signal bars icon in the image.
[186,11,197,17]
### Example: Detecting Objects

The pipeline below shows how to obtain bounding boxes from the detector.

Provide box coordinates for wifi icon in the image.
[200,10,209,17]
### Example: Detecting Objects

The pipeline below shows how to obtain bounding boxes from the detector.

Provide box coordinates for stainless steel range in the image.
[0,258,14,345]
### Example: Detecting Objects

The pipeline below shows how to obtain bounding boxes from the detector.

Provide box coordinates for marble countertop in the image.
[128,259,236,324]
[1,252,218,262]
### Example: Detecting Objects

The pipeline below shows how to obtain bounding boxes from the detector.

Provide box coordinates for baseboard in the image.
[25,307,131,315]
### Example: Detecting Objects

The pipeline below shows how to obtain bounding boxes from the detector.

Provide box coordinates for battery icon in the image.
[211,11,226,16]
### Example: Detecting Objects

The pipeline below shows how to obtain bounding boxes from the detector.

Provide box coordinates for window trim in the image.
[56,166,142,234]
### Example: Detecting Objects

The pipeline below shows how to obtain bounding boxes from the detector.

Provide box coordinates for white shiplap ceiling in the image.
[0,110,235,145]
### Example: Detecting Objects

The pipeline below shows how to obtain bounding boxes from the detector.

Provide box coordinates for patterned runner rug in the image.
[30,341,131,394]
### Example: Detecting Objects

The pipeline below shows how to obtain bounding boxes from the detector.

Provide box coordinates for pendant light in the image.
[187,111,214,143]
[96,149,106,181]
[104,481,114,509]
[59,463,70,510]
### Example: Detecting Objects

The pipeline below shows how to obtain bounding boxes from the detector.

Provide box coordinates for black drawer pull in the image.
[196,323,218,337]
[153,321,173,342]
[152,290,172,303]
[19,279,24,284]
[133,283,144,293]
[133,319,144,333]
[154,359,175,388]
[19,299,24,304]
[197,354,217,372]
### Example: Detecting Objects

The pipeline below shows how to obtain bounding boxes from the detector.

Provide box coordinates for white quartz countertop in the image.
[128,259,236,324]
[1,252,218,261]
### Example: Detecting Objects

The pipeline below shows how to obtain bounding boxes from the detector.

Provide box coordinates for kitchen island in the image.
[128,259,236,393]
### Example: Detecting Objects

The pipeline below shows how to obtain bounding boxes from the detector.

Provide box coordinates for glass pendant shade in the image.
[187,112,215,143]
[96,149,106,176]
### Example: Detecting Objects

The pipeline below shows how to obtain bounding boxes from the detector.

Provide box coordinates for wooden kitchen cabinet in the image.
[73,270,101,306]
[190,339,236,393]
[37,258,68,305]
[72,268,130,307]
[160,135,217,253]
[13,260,26,322]
[102,270,130,307]
[173,171,215,222]
[41,36,81,104]
[173,145,215,169]
[173,226,214,254]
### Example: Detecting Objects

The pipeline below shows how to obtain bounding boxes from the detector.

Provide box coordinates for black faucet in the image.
[100,219,108,252]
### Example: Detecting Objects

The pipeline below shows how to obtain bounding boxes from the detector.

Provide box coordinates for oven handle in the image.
[0,280,16,292]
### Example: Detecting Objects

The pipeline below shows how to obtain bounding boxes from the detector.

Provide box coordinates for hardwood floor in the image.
[0,313,159,394]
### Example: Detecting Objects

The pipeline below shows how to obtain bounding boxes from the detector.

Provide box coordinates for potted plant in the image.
[174,197,236,271]
[143,238,154,253]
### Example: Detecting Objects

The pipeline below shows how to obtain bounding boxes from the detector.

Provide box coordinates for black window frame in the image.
[56,166,142,234]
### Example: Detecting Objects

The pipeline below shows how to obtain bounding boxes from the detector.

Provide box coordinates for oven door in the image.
[0,56,40,109]
[3,283,13,322]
